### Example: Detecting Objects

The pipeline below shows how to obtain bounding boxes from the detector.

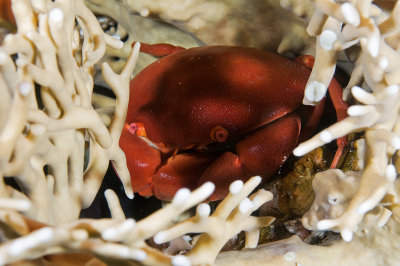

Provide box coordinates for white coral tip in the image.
[102,219,136,240]
[379,57,389,69]
[341,3,360,26]
[126,190,134,199]
[139,7,150,17]
[14,199,31,211]
[18,82,32,96]
[367,35,380,58]
[351,86,376,104]
[133,41,141,50]
[9,227,54,256]
[341,229,353,242]
[386,164,397,182]
[197,203,211,217]
[319,30,337,51]
[30,124,46,135]
[154,231,167,245]
[239,198,254,213]
[316,219,336,230]
[49,8,64,26]
[320,131,332,143]
[305,81,326,103]
[351,86,363,95]
[392,137,400,150]
[199,181,215,197]
[293,145,306,156]
[357,199,376,214]
[347,105,369,116]
[133,249,147,261]
[386,84,399,95]
[0,198,31,211]
[172,255,191,266]
[229,180,244,194]
[0,52,7,64]
[253,175,262,182]
[172,188,191,206]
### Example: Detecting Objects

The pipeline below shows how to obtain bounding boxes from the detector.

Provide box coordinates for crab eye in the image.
[128,122,147,137]
[210,125,228,142]
[128,123,138,135]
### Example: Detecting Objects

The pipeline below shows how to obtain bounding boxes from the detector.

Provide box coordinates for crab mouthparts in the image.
[126,122,162,151]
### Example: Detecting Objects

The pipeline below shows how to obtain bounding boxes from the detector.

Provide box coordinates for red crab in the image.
[118,43,348,201]
[0,0,15,25]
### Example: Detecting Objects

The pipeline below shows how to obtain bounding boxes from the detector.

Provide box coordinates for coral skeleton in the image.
[0,0,135,226]
[84,0,315,76]
[290,0,400,243]
[0,178,273,265]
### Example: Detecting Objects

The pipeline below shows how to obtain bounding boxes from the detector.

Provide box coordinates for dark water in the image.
[79,163,162,220]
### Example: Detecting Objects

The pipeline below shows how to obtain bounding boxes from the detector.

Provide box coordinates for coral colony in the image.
[0,0,399,265]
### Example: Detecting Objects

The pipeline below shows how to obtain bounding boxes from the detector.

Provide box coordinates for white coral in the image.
[0,0,135,225]
[0,177,273,265]
[291,0,400,242]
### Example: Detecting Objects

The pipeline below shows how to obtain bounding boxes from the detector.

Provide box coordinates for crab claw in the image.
[198,113,301,200]
[120,124,161,197]
[152,153,217,200]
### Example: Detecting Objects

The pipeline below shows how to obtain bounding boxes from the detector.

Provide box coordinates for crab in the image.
[118,43,348,201]
[0,0,15,25]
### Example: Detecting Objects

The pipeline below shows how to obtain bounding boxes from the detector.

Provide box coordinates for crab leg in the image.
[152,153,217,200]
[121,124,217,200]
[326,77,348,168]
[296,55,348,168]
[136,113,300,201]
[198,113,301,201]
[134,42,186,57]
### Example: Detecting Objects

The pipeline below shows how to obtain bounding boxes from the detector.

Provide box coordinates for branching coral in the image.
[84,0,315,78]
[85,0,200,77]
[303,167,394,233]
[120,0,314,53]
[0,177,273,265]
[288,0,400,241]
[216,209,400,265]
[153,177,274,265]
[0,0,135,225]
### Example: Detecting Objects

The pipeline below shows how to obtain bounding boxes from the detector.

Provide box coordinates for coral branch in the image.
[152,176,275,265]
[0,177,271,265]
[0,0,137,224]
[289,0,400,242]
